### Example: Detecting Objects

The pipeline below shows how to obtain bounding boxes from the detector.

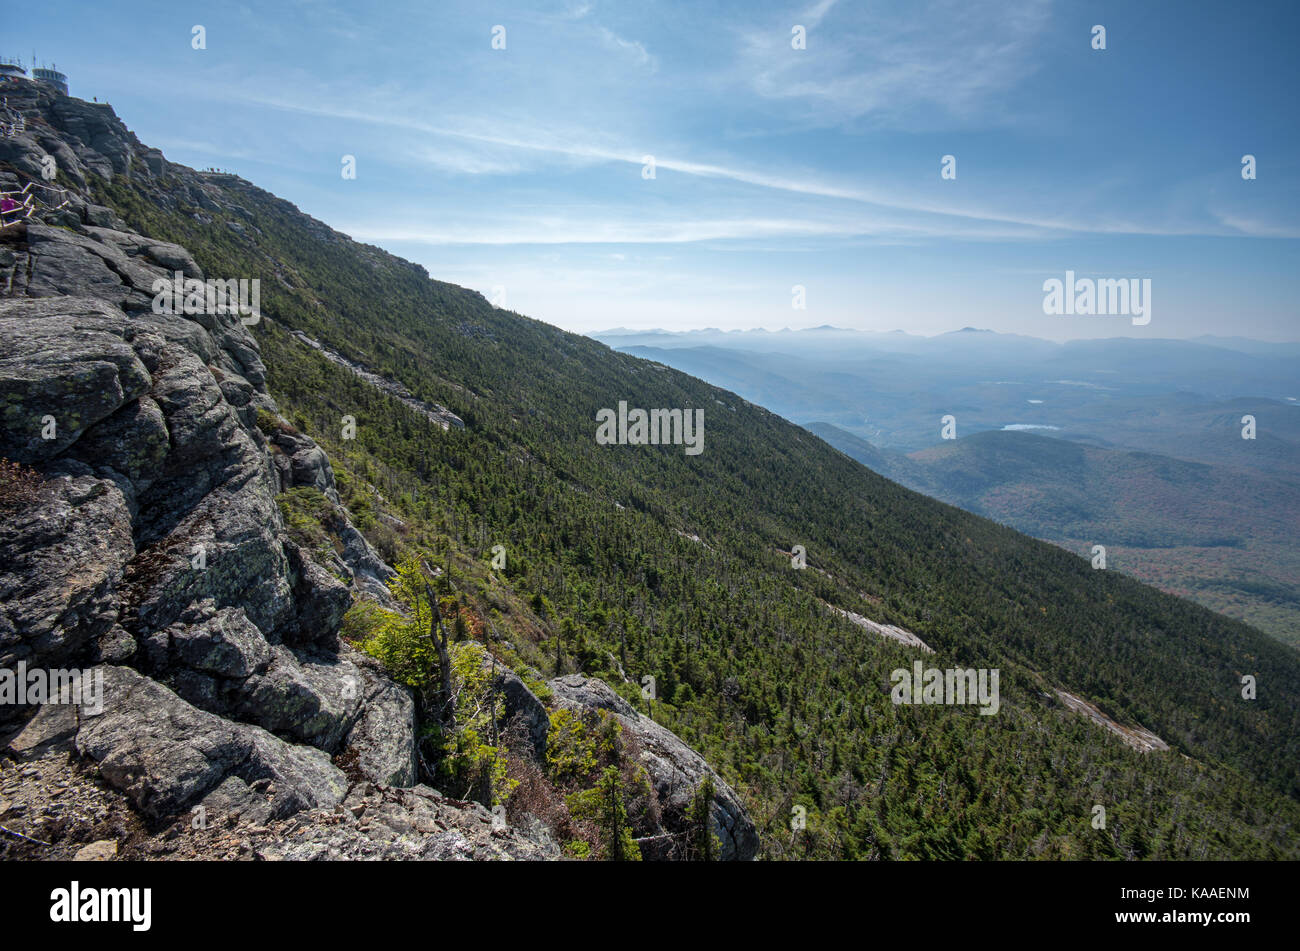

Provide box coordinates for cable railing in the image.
[0,180,70,229]
[1,97,25,137]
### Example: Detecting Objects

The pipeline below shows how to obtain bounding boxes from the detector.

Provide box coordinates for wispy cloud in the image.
[739,0,1053,129]
[205,87,1116,236]
[803,0,839,28]
[596,26,656,69]
[338,207,1054,246]
[180,78,1273,241]
[1213,212,1300,239]
[38,0,1285,338]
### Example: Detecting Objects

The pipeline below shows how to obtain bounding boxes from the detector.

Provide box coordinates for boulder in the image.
[0,463,134,678]
[73,840,118,861]
[489,663,550,759]
[548,673,759,861]
[0,297,151,462]
[74,665,347,820]
[139,609,415,789]
[164,606,272,679]
[343,650,418,788]
[282,542,351,648]
[67,395,170,503]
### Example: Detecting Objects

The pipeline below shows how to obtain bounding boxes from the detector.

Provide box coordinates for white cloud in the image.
[739,0,1053,128]
[338,208,1048,246]
[215,88,1091,235]
[596,26,656,69]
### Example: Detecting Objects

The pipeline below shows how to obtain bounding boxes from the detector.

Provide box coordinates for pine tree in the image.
[687,775,719,861]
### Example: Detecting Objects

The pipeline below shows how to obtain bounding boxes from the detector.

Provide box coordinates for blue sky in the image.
[9,0,1300,339]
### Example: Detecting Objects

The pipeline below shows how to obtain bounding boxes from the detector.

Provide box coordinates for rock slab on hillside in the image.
[548,673,759,861]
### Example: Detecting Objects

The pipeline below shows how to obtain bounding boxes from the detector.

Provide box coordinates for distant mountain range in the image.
[593,325,1300,361]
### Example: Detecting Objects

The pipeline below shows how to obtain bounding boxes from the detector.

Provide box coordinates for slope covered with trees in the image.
[810,423,1300,644]
[90,165,1300,860]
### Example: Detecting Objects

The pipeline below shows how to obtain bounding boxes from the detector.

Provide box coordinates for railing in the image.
[1,97,25,137]
[0,180,70,229]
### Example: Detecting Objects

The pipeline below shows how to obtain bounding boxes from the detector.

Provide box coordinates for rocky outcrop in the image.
[0,461,134,671]
[72,665,348,820]
[484,660,550,760]
[0,285,411,797]
[1,691,554,861]
[1053,689,1170,753]
[289,330,464,431]
[0,84,414,815]
[548,674,759,861]
[1,79,757,861]
[269,428,340,502]
[261,782,559,860]
[826,602,934,653]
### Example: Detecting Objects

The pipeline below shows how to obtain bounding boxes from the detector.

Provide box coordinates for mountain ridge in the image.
[3,80,1298,859]
[0,82,757,861]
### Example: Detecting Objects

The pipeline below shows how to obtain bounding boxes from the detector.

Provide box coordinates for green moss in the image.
[256,407,296,437]
[276,485,335,557]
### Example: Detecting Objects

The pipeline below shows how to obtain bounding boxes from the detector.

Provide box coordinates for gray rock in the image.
[0,91,422,850]
[142,149,166,177]
[289,444,336,497]
[232,645,362,750]
[489,663,550,759]
[167,607,272,678]
[124,344,294,637]
[141,241,202,278]
[67,395,169,500]
[82,204,124,230]
[343,649,418,787]
[0,466,134,676]
[282,542,351,648]
[142,612,416,790]
[73,840,118,861]
[24,223,160,311]
[548,674,759,861]
[548,673,639,718]
[337,519,399,609]
[6,692,79,755]
[261,783,559,861]
[88,624,137,664]
[0,297,152,463]
[74,665,347,819]
[196,775,276,827]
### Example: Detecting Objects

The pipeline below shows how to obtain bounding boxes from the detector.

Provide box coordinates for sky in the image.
[8,0,1300,340]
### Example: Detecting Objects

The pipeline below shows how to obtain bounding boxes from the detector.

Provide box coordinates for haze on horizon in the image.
[8,0,1299,342]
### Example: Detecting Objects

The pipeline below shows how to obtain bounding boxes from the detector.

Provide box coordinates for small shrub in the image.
[565,766,642,861]
[255,407,296,437]
[277,486,335,557]
[0,458,43,514]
